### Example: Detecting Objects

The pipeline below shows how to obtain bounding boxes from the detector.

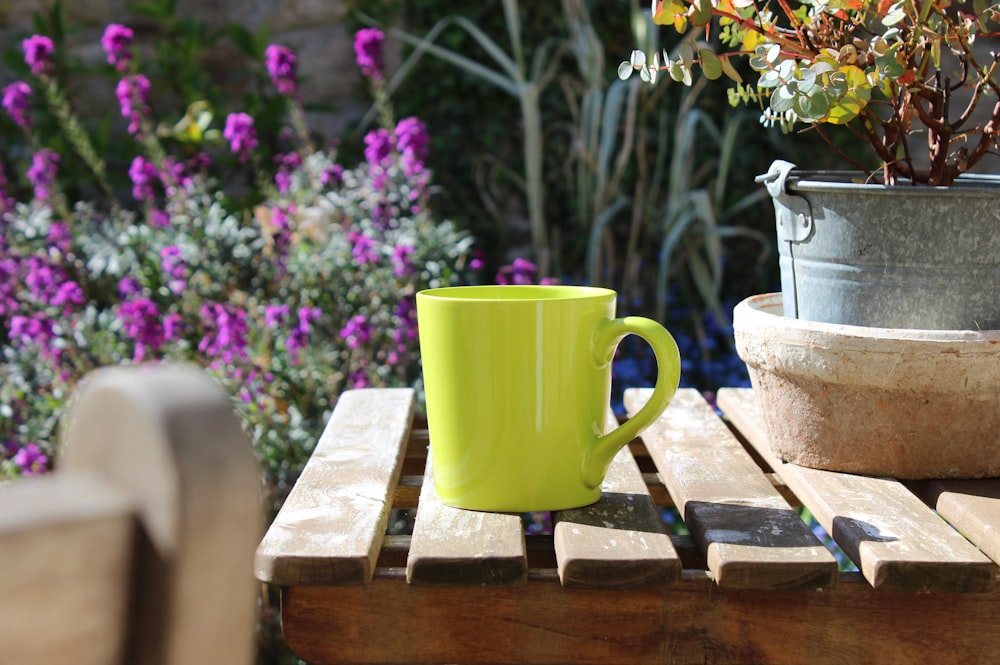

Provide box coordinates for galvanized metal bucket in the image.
[757,160,1000,330]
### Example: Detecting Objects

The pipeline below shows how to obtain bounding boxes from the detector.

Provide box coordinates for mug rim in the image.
[417,284,616,302]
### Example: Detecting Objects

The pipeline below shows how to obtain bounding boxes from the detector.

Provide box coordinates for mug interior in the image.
[418,284,615,302]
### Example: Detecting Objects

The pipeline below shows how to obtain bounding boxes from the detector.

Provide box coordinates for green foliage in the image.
[622,0,1000,185]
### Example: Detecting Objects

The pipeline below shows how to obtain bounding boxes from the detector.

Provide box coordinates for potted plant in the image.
[618,0,1000,330]
[618,0,1000,479]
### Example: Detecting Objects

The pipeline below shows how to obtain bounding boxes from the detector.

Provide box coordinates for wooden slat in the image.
[552,410,681,589]
[282,569,1000,665]
[718,388,997,592]
[406,455,527,585]
[626,388,837,590]
[0,472,135,665]
[921,479,1000,565]
[255,388,415,586]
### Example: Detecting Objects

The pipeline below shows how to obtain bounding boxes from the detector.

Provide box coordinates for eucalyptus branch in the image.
[954,55,1000,130]
[961,99,1000,172]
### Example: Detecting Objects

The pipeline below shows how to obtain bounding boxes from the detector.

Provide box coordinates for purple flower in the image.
[118,276,141,299]
[24,258,56,299]
[159,246,186,295]
[264,44,297,96]
[496,257,554,285]
[364,128,393,169]
[340,314,372,350]
[163,312,182,340]
[101,23,134,72]
[13,443,48,476]
[349,231,379,265]
[348,369,369,389]
[50,280,84,308]
[470,251,485,272]
[364,127,394,189]
[264,303,289,328]
[296,306,322,336]
[128,155,159,202]
[223,112,258,163]
[321,163,344,187]
[9,313,57,359]
[22,35,54,76]
[354,28,385,80]
[159,157,189,194]
[395,117,429,176]
[393,298,418,341]
[116,74,150,136]
[118,298,166,362]
[273,152,301,193]
[150,207,170,227]
[26,149,59,202]
[47,222,71,254]
[2,81,33,130]
[391,244,415,277]
[198,302,249,364]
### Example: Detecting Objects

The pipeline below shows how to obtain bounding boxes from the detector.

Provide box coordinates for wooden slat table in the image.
[255,387,1000,665]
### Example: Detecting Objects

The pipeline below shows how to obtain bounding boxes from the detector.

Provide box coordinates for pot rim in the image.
[782,170,1000,195]
[735,293,1000,342]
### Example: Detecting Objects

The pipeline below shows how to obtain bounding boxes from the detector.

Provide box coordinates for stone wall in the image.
[0,0,373,139]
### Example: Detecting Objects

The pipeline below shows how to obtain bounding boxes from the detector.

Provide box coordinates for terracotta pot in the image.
[734,293,1000,478]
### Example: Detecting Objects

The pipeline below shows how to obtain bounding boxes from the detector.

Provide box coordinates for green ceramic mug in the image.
[416,285,681,512]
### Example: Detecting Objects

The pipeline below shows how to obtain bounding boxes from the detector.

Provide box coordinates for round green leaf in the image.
[770,88,795,113]
[699,49,723,80]
[677,42,695,68]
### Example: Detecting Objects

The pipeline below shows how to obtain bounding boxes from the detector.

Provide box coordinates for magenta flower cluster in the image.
[22,35,54,76]
[116,74,151,136]
[118,298,181,362]
[223,112,258,163]
[26,149,59,202]
[12,443,48,476]
[101,23,134,72]
[362,116,430,195]
[496,258,556,285]
[2,82,32,130]
[353,28,385,80]
[265,44,297,96]
[2,223,85,369]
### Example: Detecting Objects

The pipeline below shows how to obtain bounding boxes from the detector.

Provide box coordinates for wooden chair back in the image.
[0,364,261,665]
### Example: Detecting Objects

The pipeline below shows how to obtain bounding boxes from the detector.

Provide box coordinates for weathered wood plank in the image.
[718,387,997,593]
[552,410,681,589]
[282,569,1000,665]
[255,388,415,586]
[626,388,837,590]
[0,472,135,665]
[921,479,1000,566]
[406,455,527,585]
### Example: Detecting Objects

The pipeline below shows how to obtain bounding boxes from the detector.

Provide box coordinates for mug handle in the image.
[582,316,681,489]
